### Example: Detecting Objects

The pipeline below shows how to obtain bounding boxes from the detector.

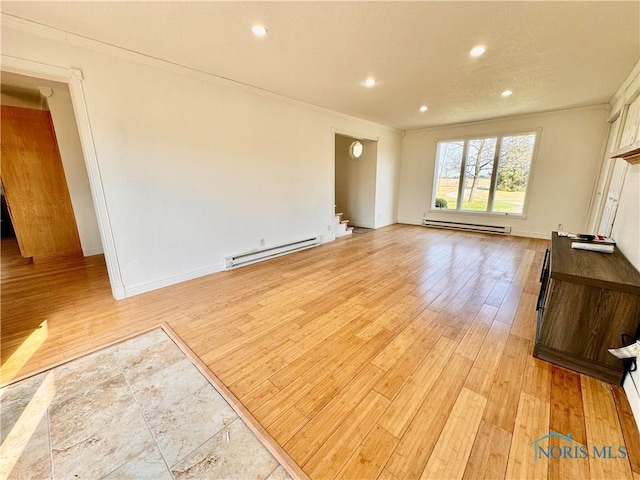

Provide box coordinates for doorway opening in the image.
[1,72,112,383]
[334,133,378,238]
[1,72,103,260]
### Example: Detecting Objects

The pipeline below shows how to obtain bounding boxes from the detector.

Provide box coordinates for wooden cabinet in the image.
[611,94,640,164]
[534,232,640,384]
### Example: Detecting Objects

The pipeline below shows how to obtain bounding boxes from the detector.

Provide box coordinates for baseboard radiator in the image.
[422,219,511,235]
[224,237,321,270]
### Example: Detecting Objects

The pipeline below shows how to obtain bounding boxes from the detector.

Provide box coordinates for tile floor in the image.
[0,328,293,480]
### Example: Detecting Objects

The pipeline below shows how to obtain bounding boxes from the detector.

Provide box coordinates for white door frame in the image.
[2,54,125,299]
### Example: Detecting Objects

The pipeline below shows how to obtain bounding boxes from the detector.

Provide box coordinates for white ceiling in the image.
[2,1,639,130]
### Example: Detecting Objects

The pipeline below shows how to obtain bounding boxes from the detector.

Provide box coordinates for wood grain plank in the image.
[385,354,473,479]
[266,406,309,447]
[455,304,498,361]
[378,336,457,437]
[420,387,487,479]
[482,334,531,433]
[505,391,550,480]
[335,425,398,480]
[613,386,640,475]
[285,363,385,466]
[509,292,538,341]
[373,322,445,400]
[582,375,634,480]
[303,390,390,480]
[371,316,427,371]
[463,419,512,480]
[464,319,511,397]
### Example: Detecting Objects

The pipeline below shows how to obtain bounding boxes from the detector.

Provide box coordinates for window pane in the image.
[493,134,536,214]
[461,138,497,211]
[434,141,464,210]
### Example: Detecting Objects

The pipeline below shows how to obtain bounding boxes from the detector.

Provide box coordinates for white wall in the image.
[374,133,402,228]
[397,106,610,238]
[47,88,103,256]
[334,135,377,228]
[1,87,103,255]
[613,162,640,434]
[606,62,640,430]
[1,92,44,109]
[613,165,640,269]
[2,22,402,296]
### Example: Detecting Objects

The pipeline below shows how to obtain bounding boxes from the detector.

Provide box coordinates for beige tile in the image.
[103,444,172,480]
[6,415,51,480]
[49,349,120,405]
[3,329,285,480]
[266,465,293,480]
[171,419,279,480]
[127,357,209,418]
[149,383,238,466]
[49,373,155,479]
[110,328,167,361]
[113,335,187,385]
[0,372,46,443]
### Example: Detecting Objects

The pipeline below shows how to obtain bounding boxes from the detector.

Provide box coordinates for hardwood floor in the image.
[2,225,639,479]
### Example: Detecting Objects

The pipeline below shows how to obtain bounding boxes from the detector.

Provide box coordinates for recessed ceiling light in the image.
[501,90,513,97]
[470,45,486,57]
[251,25,268,37]
[419,106,428,113]
[364,78,376,88]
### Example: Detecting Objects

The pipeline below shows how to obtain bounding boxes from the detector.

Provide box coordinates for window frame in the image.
[430,128,541,219]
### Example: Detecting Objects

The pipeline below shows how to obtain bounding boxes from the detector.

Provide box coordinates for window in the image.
[433,132,537,215]
[349,140,364,159]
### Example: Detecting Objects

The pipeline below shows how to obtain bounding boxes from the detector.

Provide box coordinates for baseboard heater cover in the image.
[224,237,321,270]
[422,219,511,235]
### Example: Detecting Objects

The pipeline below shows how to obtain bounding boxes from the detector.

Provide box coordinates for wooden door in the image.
[1,105,81,258]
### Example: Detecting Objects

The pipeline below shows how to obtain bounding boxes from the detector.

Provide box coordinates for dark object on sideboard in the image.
[534,232,640,384]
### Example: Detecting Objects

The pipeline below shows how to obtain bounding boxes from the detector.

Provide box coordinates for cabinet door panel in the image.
[620,95,640,147]
[540,280,640,368]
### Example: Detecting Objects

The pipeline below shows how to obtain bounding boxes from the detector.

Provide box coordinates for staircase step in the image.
[341,220,350,224]
[335,228,353,237]
[335,212,344,217]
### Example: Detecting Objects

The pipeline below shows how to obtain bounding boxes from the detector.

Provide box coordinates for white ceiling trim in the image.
[404,103,610,136]
[2,13,402,134]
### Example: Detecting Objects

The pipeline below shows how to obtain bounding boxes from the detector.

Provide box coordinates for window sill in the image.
[427,209,527,220]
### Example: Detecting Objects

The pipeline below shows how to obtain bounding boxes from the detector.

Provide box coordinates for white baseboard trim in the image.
[83,247,104,257]
[510,230,551,240]
[397,219,550,240]
[351,222,376,229]
[374,218,398,229]
[397,218,423,226]
[124,263,224,298]
[113,285,126,300]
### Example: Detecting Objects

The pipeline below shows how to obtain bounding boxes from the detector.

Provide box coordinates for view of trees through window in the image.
[433,132,537,214]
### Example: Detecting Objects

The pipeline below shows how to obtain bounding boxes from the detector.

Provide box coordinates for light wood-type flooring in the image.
[2,225,639,479]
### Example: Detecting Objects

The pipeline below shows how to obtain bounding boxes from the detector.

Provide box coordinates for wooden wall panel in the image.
[1,105,81,258]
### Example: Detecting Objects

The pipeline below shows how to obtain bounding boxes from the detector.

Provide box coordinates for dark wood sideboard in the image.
[534,232,640,384]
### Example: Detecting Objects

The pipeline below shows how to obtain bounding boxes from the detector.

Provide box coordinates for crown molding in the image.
[1,13,401,135]
[404,103,611,135]
[1,14,66,41]
[610,60,640,107]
